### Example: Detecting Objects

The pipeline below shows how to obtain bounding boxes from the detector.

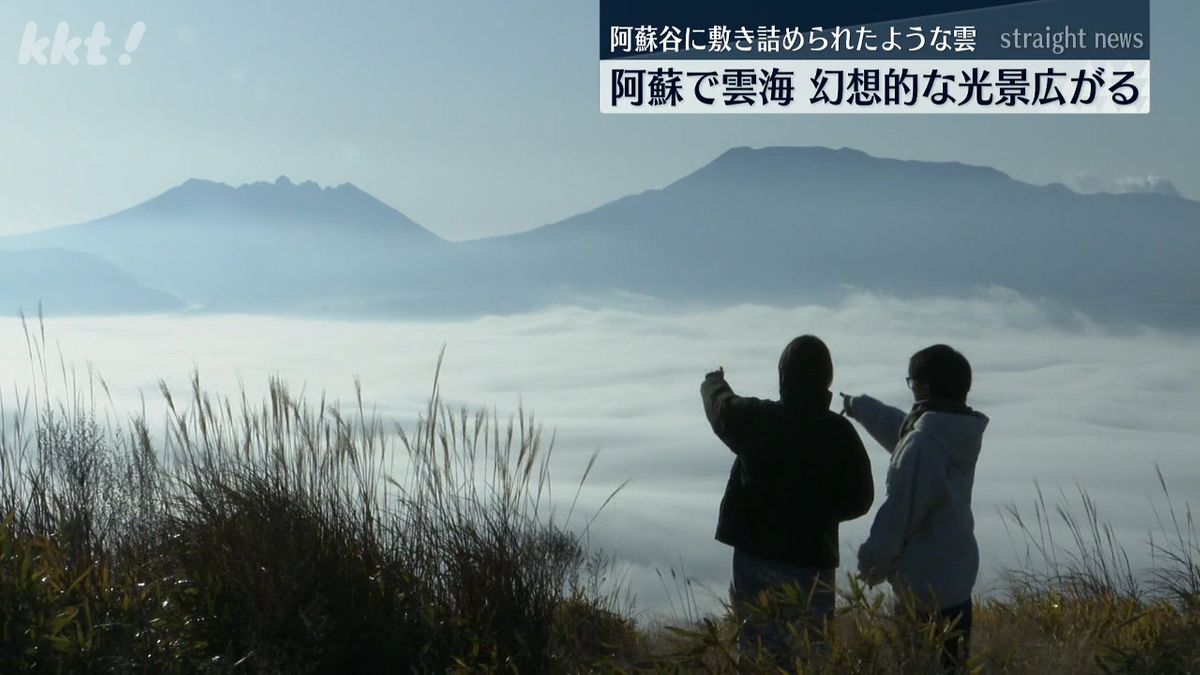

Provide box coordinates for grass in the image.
[2,319,635,672]
[2,314,1198,672]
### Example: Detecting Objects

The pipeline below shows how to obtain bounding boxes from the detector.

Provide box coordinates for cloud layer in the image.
[2,291,1196,618]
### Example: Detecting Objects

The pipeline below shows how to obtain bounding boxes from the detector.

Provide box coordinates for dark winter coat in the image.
[701,373,874,569]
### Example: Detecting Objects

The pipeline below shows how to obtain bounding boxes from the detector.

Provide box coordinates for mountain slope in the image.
[2,148,1195,326]
[0,248,183,315]
[458,146,1199,327]
[3,177,445,311]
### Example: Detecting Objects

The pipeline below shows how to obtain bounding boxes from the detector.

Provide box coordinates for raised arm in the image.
[700,369,770,453]
[847,394,907,454]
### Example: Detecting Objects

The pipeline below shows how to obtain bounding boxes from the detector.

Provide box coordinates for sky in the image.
[2,293,1197,615]
[0,0,1197,240]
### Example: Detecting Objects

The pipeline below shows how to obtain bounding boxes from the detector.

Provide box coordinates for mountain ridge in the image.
[96,175,443,242]
[1,146,1195,326]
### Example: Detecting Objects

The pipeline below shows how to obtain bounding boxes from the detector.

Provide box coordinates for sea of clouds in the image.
[2,289,1197,620]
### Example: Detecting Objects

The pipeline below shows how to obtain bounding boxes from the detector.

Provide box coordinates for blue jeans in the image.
[730,549,835,665]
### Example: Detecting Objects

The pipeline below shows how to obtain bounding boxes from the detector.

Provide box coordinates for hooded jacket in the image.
[851,394,988,609]
[701,362,874,570]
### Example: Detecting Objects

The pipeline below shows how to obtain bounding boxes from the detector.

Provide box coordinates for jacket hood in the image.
[778,336,833,406]
[911,409,989,468]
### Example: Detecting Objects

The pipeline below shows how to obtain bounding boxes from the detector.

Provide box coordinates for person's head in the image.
[778,335,833,402]
[907,344,972,403]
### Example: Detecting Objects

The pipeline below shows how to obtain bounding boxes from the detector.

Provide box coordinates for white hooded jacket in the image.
[851,394,988,609]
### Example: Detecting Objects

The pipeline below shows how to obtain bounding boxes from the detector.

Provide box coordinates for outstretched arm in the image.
[700,369,769,453]
[845,394,907,454]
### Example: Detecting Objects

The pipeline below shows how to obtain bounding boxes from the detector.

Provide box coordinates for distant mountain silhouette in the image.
[455,146,1199,327]
[3,176,444,311]
[2,148,1196,327]
[0,248,182,315]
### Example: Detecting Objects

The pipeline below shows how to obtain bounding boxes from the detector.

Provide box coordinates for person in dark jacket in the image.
[701,335,874,662]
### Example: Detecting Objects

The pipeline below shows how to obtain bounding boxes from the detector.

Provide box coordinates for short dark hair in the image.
[908,344,972,403]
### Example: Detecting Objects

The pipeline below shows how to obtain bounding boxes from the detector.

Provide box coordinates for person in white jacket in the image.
[841,344,987,672]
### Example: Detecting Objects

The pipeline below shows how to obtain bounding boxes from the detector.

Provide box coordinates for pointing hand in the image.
[839,392,854,417]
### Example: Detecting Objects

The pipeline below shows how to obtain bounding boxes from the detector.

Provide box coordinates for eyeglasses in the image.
[905,376,916,389]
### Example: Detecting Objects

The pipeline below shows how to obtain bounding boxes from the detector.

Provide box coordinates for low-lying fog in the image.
[3,289,1197,619]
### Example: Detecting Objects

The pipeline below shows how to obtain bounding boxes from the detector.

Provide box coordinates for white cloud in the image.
[1,291,1196,617]
[1064,171,1182,196]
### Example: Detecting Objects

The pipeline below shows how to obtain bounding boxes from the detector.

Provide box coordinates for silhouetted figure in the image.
[842,344,988,673]
[701,335,874,666]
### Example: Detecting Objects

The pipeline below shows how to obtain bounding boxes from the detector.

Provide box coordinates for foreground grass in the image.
[2,324,1197,672]
[2,323,638,672]
[641,588,1199,674]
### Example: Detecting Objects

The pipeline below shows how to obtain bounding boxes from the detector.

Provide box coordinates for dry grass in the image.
[1,317,635,672]
[2,313,1197,672]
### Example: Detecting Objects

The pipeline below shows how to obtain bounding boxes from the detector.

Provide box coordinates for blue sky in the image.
[1,0,1196,240]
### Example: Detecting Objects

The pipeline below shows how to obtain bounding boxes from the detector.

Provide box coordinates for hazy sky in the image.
[1,0,1197,240]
